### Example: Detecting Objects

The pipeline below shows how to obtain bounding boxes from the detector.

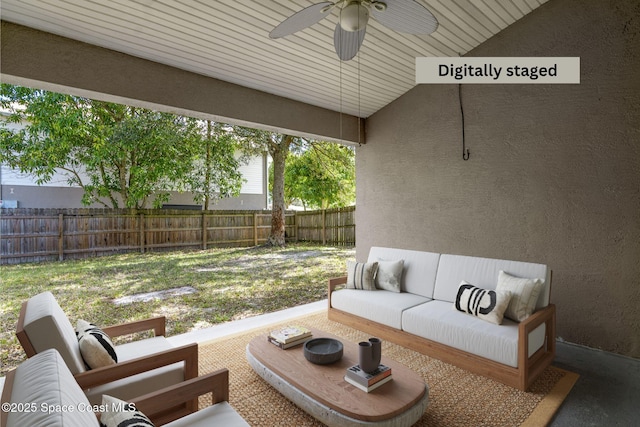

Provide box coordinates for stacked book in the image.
[268,325,312,349]
[344,364,393,392]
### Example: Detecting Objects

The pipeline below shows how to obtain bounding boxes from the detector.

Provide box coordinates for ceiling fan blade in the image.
[270,2,334,39]
[370,0,438,34]
[334,23,366,61]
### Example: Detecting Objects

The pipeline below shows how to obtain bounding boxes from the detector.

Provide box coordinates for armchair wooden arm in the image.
[74,342,198,390]
[517,303,556,390]
[328,276,348,309]
[131,369,230,426]
[102,316,166,338]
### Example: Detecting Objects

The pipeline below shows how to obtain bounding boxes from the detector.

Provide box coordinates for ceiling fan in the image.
[270,0,439,61]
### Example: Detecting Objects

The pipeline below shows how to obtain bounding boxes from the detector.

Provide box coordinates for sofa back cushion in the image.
[367,247,441,297]
[22,291,87,374]
[434,254,550,309]
[6,349,99,427]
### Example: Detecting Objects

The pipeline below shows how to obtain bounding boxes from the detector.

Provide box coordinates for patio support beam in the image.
[0,21,364,144]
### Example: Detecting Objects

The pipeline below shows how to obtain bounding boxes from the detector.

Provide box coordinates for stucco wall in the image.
[358,0,640,357]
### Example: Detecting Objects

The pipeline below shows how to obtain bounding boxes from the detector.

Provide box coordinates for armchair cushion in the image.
[20,291,87,374]
[76,320,118,369]
[85,336,184,405]
[5,349,99,427]
[164,402,249,427]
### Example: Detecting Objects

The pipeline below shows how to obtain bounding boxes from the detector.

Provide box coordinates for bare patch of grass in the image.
[0,243,354,375]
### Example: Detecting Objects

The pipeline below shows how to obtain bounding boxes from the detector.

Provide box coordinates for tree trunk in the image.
[267,135,292,246]
[204,120,212,211]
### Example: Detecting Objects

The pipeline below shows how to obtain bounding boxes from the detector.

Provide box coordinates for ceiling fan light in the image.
[340,1,369,32]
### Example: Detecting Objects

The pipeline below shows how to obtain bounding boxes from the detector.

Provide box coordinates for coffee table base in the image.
[246,347,428,427]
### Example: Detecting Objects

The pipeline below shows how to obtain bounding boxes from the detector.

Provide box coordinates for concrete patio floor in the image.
[168,300,640,427]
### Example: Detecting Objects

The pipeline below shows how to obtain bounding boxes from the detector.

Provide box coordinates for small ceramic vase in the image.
[369,337,381,367]
[358,341,377,373]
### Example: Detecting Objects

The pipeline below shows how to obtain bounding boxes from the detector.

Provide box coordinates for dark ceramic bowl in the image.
[303,338,343,365]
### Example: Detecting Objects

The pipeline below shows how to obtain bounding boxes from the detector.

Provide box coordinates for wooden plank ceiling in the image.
[0,0,548,118]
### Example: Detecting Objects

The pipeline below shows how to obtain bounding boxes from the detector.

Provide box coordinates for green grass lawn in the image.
[0,243,354,376]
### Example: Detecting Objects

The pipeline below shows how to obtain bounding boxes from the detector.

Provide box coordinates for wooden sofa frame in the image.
[1,366,230,427]
[16,304,199,417]
[328,276,556,391]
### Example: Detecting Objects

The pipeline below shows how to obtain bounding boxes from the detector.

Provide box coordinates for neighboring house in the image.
[0,112,269,210]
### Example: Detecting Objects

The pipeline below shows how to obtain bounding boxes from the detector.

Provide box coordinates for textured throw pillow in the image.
[375,259,404,292]
[100,395,155,427]
[346,260,378,290]
[453,281,512,325]
[496,270,544,322]
[76,319,118,369]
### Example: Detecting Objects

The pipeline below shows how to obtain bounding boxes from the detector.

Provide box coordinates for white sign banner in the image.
[416,57,580,84]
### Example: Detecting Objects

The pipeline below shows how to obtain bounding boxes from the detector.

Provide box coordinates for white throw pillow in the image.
[100,395,155,427]
[76,319,118,369]
[375,259,404,292]
[453,281,512,325]
[346,260,378,290]
[496,270,544,322]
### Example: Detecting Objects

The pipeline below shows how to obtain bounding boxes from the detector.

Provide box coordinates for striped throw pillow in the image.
[496,270,544,322]
[346,260,378,290]
[76,319,118,369]
[100,395,155,427]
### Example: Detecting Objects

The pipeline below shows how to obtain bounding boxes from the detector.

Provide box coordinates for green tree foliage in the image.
[282,142,355,210]
[184,121,244,210]
[0,85,242,209]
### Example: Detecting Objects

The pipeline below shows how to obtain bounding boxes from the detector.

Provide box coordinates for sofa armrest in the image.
[518,304,556,371]
[131,368,229,426]
[102,316,166,338]
[74,342,198,390]
[328,276,348,309]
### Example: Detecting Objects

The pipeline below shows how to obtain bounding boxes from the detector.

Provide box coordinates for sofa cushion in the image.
[434,254,550,309]
[84,337,184,405]
[22,292,87,375]
[331,289,430,329]
[76,320,118,369]
[367,247,440,297]
[100,395,155,427]
[496,271,544,322]
[346,261,378,290]
[375,259,404,292]
[402,300,545,368]
[6,349,99,427]
[453,281,512,325]
[164,402,250,427]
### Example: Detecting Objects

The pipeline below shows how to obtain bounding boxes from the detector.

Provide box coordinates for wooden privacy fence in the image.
[0,206,355,264]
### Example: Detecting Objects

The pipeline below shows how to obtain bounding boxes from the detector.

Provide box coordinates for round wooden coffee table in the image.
[246,327,428,426]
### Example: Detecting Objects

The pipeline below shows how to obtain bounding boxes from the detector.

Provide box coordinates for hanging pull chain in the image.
[458,82,470,161]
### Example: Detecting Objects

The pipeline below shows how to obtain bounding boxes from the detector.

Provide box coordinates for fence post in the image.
[58,213,64,261]
[202,212,207,250]
[322,209,326,245]
[294,212,299,242]
[139,213,145,253]
[253,212,258,246]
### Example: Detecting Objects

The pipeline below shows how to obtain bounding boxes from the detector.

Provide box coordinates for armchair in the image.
[15,291,198,414]
[1,349,249,426]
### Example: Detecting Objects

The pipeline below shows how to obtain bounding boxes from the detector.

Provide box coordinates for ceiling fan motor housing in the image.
[340,1,370,32]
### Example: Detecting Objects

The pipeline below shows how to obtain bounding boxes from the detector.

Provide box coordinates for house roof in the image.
[0,0,549,119]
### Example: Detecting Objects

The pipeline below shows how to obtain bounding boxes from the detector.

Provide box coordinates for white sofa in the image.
[0,349,250,427]
[328,247,556,390]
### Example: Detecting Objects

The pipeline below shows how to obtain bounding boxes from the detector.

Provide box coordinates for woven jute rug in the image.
[197,311,578,427]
